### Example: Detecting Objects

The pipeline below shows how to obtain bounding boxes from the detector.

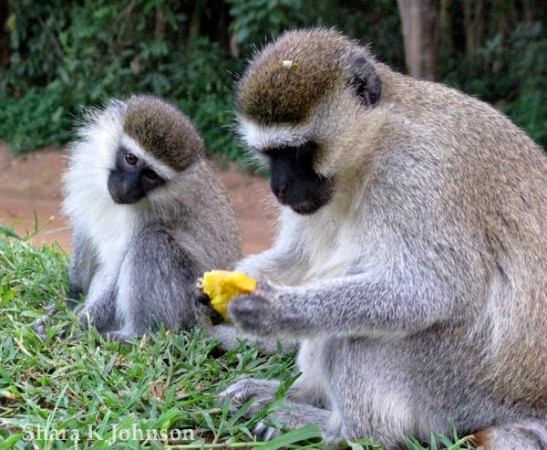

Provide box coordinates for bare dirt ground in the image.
[0,143,276,256]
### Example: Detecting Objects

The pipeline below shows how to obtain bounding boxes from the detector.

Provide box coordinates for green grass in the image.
[0,226,477,449]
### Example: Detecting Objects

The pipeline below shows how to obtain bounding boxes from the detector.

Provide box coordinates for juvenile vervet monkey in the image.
[36,95,241,341]
[220,29,547,449]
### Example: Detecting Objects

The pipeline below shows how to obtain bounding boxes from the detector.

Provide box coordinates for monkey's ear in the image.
[347,51,382,107]
[107,99,127,112]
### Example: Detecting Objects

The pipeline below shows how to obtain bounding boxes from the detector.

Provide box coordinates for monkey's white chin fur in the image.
[64,106,131,268]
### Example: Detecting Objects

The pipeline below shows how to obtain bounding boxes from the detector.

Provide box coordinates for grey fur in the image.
[222,29,547,448]
[36,96,241,341]
[210,324,298,355]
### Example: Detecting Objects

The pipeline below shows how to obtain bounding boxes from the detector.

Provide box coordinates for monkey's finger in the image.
[219,392,269,417]
[194,287,212,305]
[253,421,282,441]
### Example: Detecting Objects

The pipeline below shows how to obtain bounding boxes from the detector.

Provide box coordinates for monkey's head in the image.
[236,29,383,215]
[88,95,204,205]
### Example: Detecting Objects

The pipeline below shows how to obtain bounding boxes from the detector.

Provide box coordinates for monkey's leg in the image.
[111,229,202,340]
[209,323,298,355]
[67,228,98,307]
[35,229,97,339]
[472,419,547,450]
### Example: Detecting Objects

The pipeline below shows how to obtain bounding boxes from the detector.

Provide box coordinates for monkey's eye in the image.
[124,153,138,165]
[142,168,159,180]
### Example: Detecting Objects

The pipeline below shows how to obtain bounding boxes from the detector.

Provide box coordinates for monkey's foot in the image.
[34,316,50,341]
[253,421,282,441]
[222,379,339,443]
[256,402,340,443]
[221,378,285,441]
[34,304,65,341]
[220,377,281,415]
[99,329,141,344]
[220,378,341,442]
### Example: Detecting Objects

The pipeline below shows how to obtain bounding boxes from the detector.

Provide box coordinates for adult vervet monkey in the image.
[220,29,547,449]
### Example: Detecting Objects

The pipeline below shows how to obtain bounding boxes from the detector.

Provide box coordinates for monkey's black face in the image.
[108,149,165,204]
[267,141,334,215]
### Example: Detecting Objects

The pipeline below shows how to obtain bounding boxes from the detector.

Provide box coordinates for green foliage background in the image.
[0,0,545,159]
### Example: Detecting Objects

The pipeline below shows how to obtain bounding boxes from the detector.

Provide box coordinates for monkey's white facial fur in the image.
[67,102,178,208]
[63,100,192,263]
[238,118,310,154]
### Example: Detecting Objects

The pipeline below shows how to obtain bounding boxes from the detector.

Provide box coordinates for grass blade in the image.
[259,424,322,450]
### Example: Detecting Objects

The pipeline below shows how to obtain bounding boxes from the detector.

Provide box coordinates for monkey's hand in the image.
[197,270,258,321]
[227,281,282,335]
[194,288,225,325]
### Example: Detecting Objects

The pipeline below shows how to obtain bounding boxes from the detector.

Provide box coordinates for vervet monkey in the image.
[36,95,241,341]
[221,29,547,449]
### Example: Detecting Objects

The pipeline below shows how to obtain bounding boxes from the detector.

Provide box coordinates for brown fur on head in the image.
[124,95,204,171]
[237,29,382,126]
[235,29,385,182]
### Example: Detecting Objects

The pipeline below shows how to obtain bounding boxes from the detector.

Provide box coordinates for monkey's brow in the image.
[262,144,290,154]
[264,140,319,156]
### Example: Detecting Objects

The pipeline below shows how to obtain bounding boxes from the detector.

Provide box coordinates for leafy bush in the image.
[442,22,547,148]
[0,88,78,152]
[227,0,404,70]
[0,1,544,156]
[227,0,307,53]
[0,1,246,160]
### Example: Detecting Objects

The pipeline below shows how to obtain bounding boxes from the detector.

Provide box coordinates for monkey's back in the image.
[152,159,242,271]
[378,71,547,411]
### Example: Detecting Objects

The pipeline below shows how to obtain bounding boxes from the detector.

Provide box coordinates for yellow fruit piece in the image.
[197,270,257,319]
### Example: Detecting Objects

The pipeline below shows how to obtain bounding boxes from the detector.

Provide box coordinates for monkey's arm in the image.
[34,228,98,338]
[77,270,117,332]
[236,218,307,285]
[105,228,205,340]
[228,267,478,338]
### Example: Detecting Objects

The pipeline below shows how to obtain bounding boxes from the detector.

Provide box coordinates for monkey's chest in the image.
[302,221,358,282]
[87,205,137,268]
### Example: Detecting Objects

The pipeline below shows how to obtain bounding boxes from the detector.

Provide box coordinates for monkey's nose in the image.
[274,184,287,202]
